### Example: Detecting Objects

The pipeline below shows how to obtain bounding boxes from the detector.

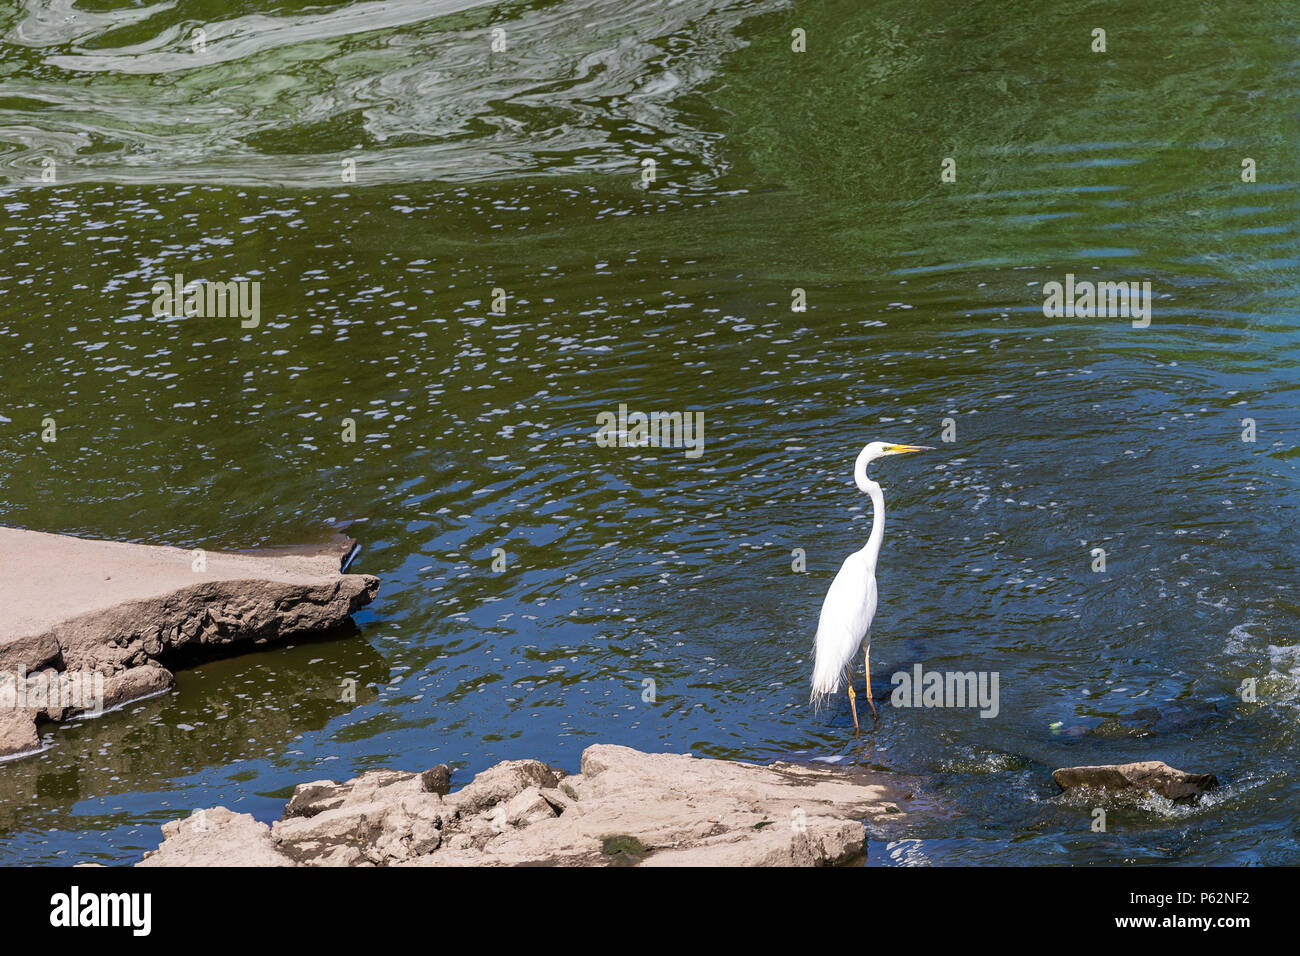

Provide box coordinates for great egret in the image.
[810,441,933,730]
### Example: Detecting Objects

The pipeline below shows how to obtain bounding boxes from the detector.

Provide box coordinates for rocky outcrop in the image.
[1053,760,1217,802]
[0,527,378,761]
[139,745,915,867]
[143,807,298,867]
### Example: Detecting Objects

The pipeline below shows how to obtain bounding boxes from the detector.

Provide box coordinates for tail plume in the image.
[809,642,844,709]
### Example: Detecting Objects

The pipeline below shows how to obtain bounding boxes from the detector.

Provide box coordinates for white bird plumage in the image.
[810,440,932,729]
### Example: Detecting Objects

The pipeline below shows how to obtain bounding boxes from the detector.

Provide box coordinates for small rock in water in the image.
[1052,760,1217,802]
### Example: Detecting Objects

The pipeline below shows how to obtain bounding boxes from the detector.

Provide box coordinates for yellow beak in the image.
[883,444,934,455]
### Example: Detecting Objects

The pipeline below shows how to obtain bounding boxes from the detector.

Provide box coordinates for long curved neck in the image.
[854,451,885,564]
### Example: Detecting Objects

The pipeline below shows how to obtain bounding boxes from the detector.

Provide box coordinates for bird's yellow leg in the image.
[864,646,878,720]
[846,682,860,733]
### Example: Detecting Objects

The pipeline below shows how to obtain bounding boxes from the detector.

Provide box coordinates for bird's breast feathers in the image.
[815,553,878,645]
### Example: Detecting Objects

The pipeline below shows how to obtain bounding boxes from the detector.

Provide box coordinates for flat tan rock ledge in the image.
[0,527,379,761]
[137,744,915,867]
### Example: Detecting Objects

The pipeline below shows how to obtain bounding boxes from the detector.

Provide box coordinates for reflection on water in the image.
[0,633,386,854]
[0,0,785,188]
[1,0,1299,865]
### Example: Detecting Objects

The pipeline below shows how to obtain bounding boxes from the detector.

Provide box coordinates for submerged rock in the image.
[0,527,378,760]
[1052,760,1217,802]
[1088,703,1220,740]
[138,744,917,867]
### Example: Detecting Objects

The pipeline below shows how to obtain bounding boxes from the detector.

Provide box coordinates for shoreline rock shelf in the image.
[0,526,379,760]
[138,745,916,867]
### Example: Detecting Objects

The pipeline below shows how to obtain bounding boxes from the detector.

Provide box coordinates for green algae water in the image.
[2,0,1299,865]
